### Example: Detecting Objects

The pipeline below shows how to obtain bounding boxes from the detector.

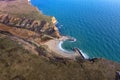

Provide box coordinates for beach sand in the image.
[44,36,79,60]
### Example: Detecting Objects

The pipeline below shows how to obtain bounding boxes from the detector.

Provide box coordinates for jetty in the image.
[73,48,85,59]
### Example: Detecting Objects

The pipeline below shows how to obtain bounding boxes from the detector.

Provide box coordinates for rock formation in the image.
[0,14,60,38]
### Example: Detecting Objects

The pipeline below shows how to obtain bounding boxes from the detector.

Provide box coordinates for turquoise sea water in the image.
[31,0,120,62]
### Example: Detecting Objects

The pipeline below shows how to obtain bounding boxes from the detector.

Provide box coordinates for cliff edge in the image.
[0,0,60,38]
[0,0,120,80]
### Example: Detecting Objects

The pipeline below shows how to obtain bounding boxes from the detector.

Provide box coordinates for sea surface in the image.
[31,0,120,62]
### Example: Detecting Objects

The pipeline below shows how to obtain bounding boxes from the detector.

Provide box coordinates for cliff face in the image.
[0,0,60,38]
[0,14,60,38]
[0,0,120,80]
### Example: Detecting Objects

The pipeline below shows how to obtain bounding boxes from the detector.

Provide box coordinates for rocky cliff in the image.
[0,0,120,80]
[0,14,60,38]
[0,0,60,38]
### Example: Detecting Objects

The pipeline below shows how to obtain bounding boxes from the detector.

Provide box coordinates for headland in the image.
[0,0,120,80]
[0,0,84,60]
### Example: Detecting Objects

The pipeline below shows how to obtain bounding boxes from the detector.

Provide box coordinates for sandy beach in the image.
[44,36,80,60]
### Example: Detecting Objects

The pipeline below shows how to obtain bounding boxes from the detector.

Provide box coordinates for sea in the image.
[31,0,120,62]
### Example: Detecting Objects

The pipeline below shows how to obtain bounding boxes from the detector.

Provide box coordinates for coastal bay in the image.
[0,0,120,80]
[31,0,120,62]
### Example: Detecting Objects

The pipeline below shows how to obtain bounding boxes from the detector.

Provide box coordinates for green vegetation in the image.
[0,35,120,80]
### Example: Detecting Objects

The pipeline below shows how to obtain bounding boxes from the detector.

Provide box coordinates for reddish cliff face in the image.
[0,0,61,38]
[0,14,60,38]
[0,0,120,80]
[51,17,61,38]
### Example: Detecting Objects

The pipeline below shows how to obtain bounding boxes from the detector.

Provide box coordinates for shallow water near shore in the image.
[31,0,120,62]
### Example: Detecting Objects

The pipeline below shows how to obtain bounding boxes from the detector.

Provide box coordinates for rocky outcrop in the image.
[0,14,60,38]
[0,0,61,38]
[51,17,57,24]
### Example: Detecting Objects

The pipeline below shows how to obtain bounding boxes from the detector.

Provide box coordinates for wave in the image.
[67,36,77,42]
[58,41,73,53]
[61,36,77,42]
[58,25,63,29]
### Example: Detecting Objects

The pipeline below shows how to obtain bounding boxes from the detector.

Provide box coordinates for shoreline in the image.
[43,36,80,60]
[43,36,89,60]
[29,0,88,60]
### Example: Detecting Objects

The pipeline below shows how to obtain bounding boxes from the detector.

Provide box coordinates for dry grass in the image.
[0,35,120,80]
[0,23,43,44]
[0,0,51,22]
[0,0,120,80]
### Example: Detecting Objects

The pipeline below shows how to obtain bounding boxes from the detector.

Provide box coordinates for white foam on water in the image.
[67,36,77,42]
[61,25,63,27]
[58,41,73,53]
[70,37,77,42]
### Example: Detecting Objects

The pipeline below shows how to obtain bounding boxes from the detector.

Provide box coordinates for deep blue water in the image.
[31,0,120,62]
